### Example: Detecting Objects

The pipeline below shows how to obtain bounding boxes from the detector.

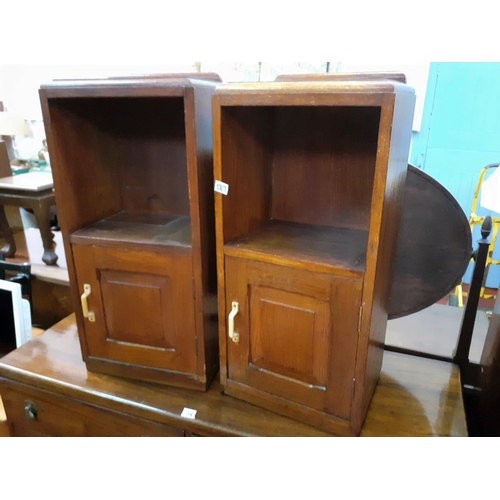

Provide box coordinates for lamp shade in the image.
[0,112,30,136]
[481,166,500,214]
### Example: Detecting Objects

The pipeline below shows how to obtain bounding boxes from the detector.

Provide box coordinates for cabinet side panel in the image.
[352,91,415,432]
[189,84,219,384]
[39,95,123,234]
[219,106,274,243]
[325,278,362,420]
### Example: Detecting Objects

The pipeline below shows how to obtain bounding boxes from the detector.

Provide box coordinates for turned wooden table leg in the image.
[33,201,58,266]
[0,204,16,258]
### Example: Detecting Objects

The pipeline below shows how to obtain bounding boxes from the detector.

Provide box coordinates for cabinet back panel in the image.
[108,98,189,216]
[47,97,189,232]
[271,106,380,231]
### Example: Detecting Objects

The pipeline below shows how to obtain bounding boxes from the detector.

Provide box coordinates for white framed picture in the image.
[0,279,32,348]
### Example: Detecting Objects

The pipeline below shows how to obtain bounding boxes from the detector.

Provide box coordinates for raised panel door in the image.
[72,244,197,374]
[224,256,362,419]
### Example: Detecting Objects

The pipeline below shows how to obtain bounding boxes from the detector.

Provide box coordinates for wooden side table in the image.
[0,172,58,265]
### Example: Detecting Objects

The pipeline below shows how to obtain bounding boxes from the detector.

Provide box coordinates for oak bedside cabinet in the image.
[213,77,415,435]
[39,74,220,390]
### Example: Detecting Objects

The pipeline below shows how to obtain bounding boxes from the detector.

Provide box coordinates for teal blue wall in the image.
[409,62,500,287]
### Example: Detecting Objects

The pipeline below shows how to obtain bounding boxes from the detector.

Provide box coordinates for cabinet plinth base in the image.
[85,357,210,392]
[224,380,356,437]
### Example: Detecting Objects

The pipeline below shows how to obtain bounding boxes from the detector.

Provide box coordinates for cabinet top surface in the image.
[215,79,415,97]
[0,315,467,437]
[39,75,219,97]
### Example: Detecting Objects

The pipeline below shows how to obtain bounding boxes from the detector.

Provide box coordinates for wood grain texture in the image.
[352,89,416,433]
[0,315,467,436]
[389,165,472,319]
[271,106,380,231]
[275,72,407,83]
[223,257,362,433]
[39,76,219,390]
[213,75,416,434]
[71,245,199,381]
[224,220,367,278]
[185,83,220,386]
[69,212,192,252]
[275,75,473,320]
[213,99,274,385]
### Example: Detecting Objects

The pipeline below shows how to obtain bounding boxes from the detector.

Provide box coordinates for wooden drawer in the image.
[0,381,184,437]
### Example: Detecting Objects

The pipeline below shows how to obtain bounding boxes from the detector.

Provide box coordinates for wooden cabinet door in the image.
[72,245,197,374]
[225,256,362,420]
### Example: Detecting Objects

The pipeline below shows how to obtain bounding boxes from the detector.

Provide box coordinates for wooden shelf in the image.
[70,212,192,252]
[224,219,367,278]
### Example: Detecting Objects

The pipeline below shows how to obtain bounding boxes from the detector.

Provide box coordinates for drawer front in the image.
[0,381,184,437]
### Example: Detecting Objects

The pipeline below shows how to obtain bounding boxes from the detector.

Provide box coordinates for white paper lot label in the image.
[214,180,229,195]
[181,407,197,419]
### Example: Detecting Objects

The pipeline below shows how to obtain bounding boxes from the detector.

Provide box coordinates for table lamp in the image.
[0,111,30,162]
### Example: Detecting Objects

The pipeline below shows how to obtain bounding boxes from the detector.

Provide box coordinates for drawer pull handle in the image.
[24,400,38,419]
[228,301,239,343]
[81,284,95,322]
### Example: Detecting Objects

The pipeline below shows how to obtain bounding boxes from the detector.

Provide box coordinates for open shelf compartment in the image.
[46,96,192,250]
[219,104,381,275]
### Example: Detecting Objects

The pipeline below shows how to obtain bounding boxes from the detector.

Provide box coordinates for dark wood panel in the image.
[186,84,219,385]
[100,270,175,349]
[389,165,472,319]
[107,97,190,216]
[249,285,330,387]
[271,106,380,231]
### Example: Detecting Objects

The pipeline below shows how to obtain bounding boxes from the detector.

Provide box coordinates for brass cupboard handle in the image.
[228,301,239,343]
[81,284,95,322]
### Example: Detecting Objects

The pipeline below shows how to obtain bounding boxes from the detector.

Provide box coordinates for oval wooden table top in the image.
[389,165,472,319]
[0,315,467,437]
